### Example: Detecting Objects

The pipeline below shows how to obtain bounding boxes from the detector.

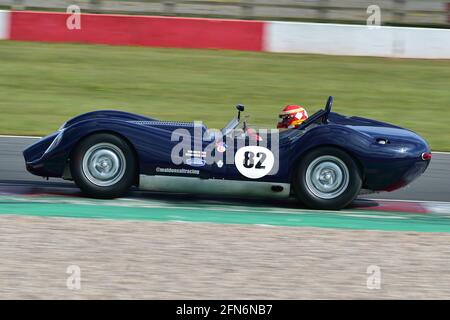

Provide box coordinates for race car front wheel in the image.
[70,133,136,199]
[292,147,362,210]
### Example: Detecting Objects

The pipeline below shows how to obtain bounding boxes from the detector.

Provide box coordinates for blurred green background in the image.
[0,41,449,150]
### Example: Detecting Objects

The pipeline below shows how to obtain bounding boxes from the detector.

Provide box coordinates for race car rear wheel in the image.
[71,133,136,199]
[292,147,362,210]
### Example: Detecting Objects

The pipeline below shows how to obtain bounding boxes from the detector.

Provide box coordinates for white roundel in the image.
[235,146,275,179]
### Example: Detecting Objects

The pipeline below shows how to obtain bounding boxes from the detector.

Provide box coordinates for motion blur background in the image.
[1,1,450,300]
[0,0,450,150]
[1,0,450,26]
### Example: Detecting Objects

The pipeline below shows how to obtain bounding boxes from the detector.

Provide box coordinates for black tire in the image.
[292,147,362,210]
[70,133,136,199]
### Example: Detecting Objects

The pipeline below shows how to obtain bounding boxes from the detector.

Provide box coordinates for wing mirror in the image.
[236,104,245,120]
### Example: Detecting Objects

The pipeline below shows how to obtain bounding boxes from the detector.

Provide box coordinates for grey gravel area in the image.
[0,215,449,299]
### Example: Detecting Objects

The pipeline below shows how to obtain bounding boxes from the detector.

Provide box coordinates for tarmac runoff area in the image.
[1,194,450,233]
[1,193,450,299]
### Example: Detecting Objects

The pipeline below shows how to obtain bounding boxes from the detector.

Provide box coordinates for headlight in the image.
[376,138,389,145]
[44,130,64,155]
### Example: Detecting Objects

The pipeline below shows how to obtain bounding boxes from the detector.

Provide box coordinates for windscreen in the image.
[221,117,239,136]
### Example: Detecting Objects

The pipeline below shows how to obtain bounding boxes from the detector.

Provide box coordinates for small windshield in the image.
[221,117,239,136]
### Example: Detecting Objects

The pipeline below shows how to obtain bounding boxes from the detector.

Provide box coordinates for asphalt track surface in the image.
[1,136,449,202]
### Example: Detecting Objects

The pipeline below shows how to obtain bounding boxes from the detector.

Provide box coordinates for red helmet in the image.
[277,105,308,129]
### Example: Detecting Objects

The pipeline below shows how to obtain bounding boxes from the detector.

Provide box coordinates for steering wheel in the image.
[322,95,333,123]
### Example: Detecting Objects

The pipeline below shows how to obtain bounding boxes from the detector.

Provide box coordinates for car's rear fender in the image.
[287,125,372,178]
[287,124,430,191]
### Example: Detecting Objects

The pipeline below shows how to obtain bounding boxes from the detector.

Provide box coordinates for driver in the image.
[277,105,309,129]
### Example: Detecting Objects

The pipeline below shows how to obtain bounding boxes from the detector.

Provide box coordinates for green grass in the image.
[1,40,450,150]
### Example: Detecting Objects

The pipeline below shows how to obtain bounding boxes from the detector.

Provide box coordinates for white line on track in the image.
[370,198,450,205]
[344,214,406,219]
[1,194,421,218]
[0,135,41,139]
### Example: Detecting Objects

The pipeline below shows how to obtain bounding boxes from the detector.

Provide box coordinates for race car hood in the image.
[61,110,156,129]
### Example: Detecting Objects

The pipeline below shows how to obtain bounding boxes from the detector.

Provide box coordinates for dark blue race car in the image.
[23,96,431,210]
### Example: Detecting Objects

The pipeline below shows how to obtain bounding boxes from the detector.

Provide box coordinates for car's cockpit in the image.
[218,96,334,138]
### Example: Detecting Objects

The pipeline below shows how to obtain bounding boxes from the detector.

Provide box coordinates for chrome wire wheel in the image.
[81,143,126,187]
[305,155,350,200]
